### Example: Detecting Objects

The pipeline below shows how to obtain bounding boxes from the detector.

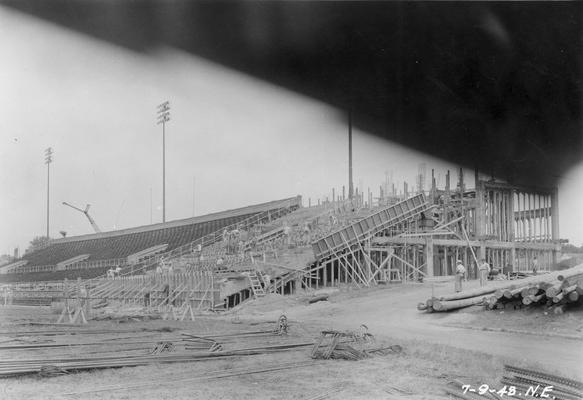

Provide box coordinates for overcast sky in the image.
[1,6,582,255]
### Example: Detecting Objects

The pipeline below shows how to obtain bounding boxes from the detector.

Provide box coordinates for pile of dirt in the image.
[238,293,301,313]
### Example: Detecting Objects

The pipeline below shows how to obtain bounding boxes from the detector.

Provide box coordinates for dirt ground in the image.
[0,280,582,400]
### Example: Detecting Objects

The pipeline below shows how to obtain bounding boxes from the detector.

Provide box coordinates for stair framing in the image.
[303,195,431,289]
[312,194,429,261]
[247,271,266,298]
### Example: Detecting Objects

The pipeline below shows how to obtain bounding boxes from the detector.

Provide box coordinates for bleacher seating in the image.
[1,196,301,283]
[20,214,257,267]
[0,266,111,283]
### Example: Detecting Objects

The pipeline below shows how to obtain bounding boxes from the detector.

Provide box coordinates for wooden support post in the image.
[479,241,486,263]
[475,179,483,237]
[444,246,449,276]
[425,237,434,277]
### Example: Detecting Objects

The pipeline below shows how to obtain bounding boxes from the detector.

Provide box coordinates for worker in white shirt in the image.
[455,260,466,292]
[478,258,490,287]
[531,256,538,275]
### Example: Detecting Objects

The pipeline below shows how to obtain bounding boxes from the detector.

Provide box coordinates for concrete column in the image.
[508,190,515,241]
[551,187,559,241]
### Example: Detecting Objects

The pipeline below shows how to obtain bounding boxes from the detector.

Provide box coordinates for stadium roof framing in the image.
[49,195,302,244]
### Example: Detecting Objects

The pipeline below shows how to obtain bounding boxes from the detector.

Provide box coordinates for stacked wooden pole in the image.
[419,264,583,313]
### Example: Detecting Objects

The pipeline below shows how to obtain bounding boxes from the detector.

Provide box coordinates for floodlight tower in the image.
[44,147,53,237]
[157,101,170,223]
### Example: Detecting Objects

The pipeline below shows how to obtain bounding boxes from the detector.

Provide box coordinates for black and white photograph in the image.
[0,1,582,399]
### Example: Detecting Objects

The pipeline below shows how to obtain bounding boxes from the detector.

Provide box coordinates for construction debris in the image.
[421,264,583,313]
[149,341,174,355]
[502,365,583,400]
[308,294,329,304]
[311,327,377,361]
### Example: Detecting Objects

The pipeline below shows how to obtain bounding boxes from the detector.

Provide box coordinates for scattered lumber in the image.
[308,294,329,304]
[432,296,487,312]
[310,328,378,361]
[419,264,583,313]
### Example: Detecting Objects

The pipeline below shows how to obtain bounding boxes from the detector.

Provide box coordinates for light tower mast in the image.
[44,147,53,238]
[157,101,171,223]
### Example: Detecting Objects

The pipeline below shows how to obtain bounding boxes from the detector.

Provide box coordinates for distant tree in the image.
[561,243,583,254]
[25,236,51,254]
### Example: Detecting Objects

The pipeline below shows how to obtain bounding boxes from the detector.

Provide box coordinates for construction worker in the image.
[216,257,224,270]
[455,260,466,292]
[531,256,538,275]
[163,283,170,305]
[478,258,490,287]
[263,273,271,290]
[283,223,291,247]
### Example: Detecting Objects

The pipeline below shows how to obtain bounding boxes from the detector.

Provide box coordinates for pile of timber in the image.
[419,264,583,313]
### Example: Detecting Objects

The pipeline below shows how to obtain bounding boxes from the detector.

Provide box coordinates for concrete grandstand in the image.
[0,196,301,283]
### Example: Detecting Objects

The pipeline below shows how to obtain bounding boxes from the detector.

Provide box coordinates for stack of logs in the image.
[418,264,583,313]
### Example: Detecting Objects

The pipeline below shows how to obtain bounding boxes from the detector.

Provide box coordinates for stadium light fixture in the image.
[157,101,170,223]
[44,147,53,237]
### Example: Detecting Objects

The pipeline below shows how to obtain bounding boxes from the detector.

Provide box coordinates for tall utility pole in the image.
[348,109,354,199]
[44,147,53,237]
[157,101,170,223]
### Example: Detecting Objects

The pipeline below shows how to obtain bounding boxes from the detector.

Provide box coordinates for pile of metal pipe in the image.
[502,365,583,400]
[0,340,314,378]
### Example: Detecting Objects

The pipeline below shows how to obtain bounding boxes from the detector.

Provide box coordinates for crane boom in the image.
[62,202,102,233]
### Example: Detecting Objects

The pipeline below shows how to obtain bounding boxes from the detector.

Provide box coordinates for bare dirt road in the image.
[241,281,583,380]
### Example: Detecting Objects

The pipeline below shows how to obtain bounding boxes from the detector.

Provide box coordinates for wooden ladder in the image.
[248,271,266,298]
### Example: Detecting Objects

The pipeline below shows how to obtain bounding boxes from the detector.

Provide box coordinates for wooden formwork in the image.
[90,272,218,311]
[303,176,561,290]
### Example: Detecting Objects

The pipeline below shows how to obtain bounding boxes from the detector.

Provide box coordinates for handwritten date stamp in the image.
[462,384,554,398]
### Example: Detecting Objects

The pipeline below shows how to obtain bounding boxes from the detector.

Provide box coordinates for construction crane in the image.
[62,202,102,233]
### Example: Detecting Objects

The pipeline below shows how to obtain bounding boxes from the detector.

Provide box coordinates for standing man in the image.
[478,258,490,287]
[162,283,170,305]
[531,256,538,275]
[455,259,466,292]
